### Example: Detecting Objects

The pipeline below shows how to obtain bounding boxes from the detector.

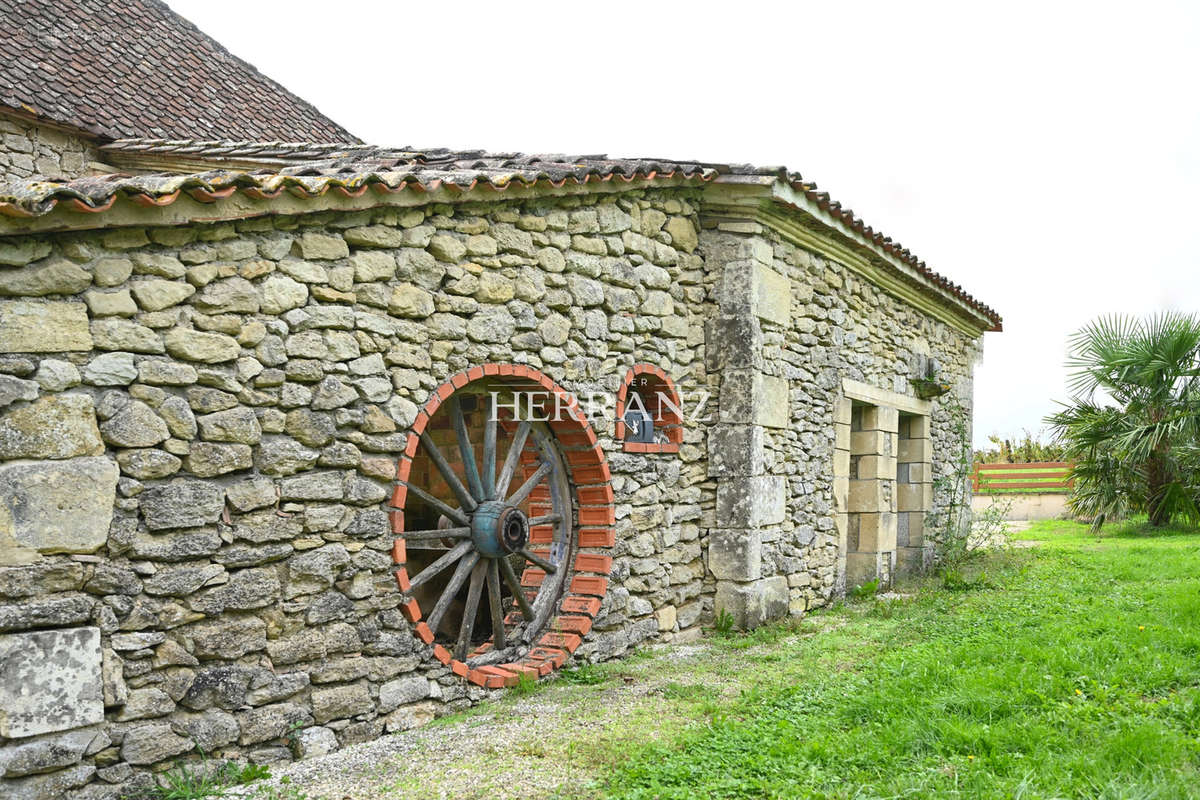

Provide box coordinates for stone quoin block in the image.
[848,479,888,513]
[860,405,899,433]
[714,576,789,630]
[833,397,853,425]
[719,370,789,429]
[899,438,932,463]
[720,261,792,326]
[0,626,103,737]
[708,528,762,581]
[707,424,765,477]
[855,455,897,480]
[850,429,890,456]
[897,482,933,513]
[832,475,849,512]
[853,512,897,552]
[716,475,787,528]
[704,314,764,371]
[845,552,885,590]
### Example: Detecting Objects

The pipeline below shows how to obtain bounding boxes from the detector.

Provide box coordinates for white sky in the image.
[167,0,1200,447]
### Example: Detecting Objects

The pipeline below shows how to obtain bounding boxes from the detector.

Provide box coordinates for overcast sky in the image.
[168,1,1200,447]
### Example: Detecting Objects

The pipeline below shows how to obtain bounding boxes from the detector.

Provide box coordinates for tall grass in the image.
[601,522,1200,799]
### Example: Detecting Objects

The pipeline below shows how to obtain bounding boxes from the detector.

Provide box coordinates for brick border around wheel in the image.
[389,363,614,688]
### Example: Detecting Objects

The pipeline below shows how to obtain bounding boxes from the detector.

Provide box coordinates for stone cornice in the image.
[701,179,995,339]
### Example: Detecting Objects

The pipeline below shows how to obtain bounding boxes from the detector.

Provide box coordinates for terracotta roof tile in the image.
[0,140,1001,330]
[0,0,355,142]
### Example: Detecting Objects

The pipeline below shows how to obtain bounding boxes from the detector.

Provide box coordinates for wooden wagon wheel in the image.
[398,385,575,665]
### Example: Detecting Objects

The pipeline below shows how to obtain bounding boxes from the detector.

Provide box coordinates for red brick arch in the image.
[389,364,614,687]
[615,364,683,454]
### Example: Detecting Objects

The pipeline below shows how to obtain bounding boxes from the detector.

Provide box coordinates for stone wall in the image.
[0,112,102,183]
[0,184,984,798]
[702,225,979,622]
[0,189,716,798]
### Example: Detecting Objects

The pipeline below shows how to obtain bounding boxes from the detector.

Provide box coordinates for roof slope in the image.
[0,0,356,143]
[0,140,1001,331]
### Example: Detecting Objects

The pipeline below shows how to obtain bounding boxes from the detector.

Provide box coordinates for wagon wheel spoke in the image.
[482,395,498,500]
[498,555,534,621]
[426,552,480,634]
[487,560,507,650]
[518,548,557,574]
[450,396,485,502]
[407,540,474,593]
[528,513,562,527]
[400,527,471,541]
[507,461,553,507]
[401,481,470,528]
[419,431,477,512]
[495,421,531,499]
[455,561,487,661]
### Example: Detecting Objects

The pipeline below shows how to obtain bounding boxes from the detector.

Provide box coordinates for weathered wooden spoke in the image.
[507,461,552,507]
[487,559,506,650]
[494,421,531,499]
[450,397,485,502]
[401,384,577,666]
[498,555,534,621]
[401,481,470,528]
[518,548,557,574]
[407,540,474,592]
[426,552,479,634]
[401,527,471,541]
[418,432,477,513]
[455,561,487,661]
[482,396,498,500]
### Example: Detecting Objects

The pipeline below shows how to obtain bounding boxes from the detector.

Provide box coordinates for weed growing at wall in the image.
[926,394,1011,576]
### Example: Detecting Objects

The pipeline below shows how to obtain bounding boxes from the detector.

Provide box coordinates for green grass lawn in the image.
[599,521,1200,799]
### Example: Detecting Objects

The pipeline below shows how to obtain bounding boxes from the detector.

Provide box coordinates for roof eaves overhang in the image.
[0,170,712,237]
[703,175,1001,336]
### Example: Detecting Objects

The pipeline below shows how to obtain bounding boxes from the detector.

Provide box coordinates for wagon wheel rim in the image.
[399,386,574,665]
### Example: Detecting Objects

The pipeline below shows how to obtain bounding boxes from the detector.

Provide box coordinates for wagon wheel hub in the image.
[471,501,529,558]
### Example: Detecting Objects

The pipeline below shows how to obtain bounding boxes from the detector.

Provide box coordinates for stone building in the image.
[0,1,1000,796]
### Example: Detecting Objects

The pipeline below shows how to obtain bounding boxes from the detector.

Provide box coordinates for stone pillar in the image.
[896,414,932,573]
[706,241,791,629]
[845,404,899,588]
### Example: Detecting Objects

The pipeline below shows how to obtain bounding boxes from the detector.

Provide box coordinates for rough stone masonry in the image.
[0,157,998,799]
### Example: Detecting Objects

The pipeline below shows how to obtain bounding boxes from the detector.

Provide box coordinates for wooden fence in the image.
[972,462,1074,493]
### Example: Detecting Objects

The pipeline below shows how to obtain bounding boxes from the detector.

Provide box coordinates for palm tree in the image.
[1046,313,1200,529]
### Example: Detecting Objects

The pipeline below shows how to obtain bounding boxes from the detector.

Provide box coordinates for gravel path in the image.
[232,640,734,800]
